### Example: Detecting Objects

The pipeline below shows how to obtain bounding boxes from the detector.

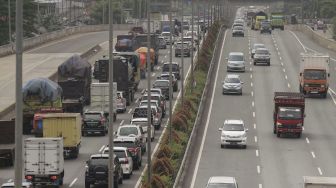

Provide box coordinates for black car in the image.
[153,80,172,100]
[82,111,108,136]
[162,62,181,80]
[113,137,142,169]
[85,154,123,188]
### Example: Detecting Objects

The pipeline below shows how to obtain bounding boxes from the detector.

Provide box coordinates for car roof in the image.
[256,48,268,51]
[143,93,161,97]
[160,73,176,78]
[253,43,264,47]
[119,124,140,128]
[140,100,159,103]
[226,74,240,79]
[163,62,179,65]
[131,118,149,122]
[229,52,244,56]
[224,119,244,125]
[155,79,170,83]
[90,153,110,159]
[103,146,128,151]
[208,176,236,184]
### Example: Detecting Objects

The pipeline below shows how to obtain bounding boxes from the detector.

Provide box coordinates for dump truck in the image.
[299,53,330,98]
[24,137,64,187]
[22,78,63,134]
[57,55,92,114]
[251,11,267,30]
[94,56,135,106]
[273,92,305,138]
[271,12,285,30]
[303,176,336,188]
[39,113,81,158]
[0,120,15,167]
[115,35,136,52]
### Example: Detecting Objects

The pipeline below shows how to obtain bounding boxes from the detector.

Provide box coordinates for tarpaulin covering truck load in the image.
[273,92,305,138]
[303,176,336,188]
[270,12,285,30]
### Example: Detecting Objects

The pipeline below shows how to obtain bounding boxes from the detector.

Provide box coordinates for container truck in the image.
[251,11,267,30]
[271,12,285,30]
[39,113,82,158]
[0,120,15,167]
[273,92,305,138]
[24,137,64,187]
[299,53,330,98]
[303,176,336,188]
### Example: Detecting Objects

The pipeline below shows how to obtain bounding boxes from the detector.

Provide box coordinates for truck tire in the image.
[281,26,284,30]
[297,133,302,138]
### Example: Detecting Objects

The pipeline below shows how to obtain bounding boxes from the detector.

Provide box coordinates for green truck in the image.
[271,13,284,30]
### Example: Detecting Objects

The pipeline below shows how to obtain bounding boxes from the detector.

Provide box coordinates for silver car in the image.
[251,43,265,58]
[206,176,238,188]
[227,52,245,72]
[222,74,243,95]
[253,48,271,66]
[219,119,248,149]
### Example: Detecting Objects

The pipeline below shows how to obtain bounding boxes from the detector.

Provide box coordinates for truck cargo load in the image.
[271,12,285,30]
[24,137,64,187]
[251,11,267,30]
[273,92,305,138]
[303,176,336,187]
[40,113,81,158]
[115,35,136,52]
[0,120,15,167]
[299,53,330,98]
[134,34,159,65]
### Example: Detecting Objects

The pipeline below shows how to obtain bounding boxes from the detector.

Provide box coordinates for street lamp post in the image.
[180,0,184,106]
[8,0,12,49]
[169,0,173,143]
[191,0,194,91]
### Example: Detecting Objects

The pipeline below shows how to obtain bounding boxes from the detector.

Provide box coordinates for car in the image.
[227,52,245,72]
[138,103,162,130]
[141,93,166,117]
[85,154,123,188]
[162,62,181,80]
[232,26,244,37]
[175,41,191,57]
[102,147,133,178]
[183,36,196,51]
[206,176,238,188]
[1,181,32,188]
[251,43,265,58]
[185,31,199,44]
[139,100,163,119]
[160,32,173,44]
[219,119,248,149]
[115,125,146,153]
[253,48,271,66]
[158,36,167,49]
[153,80,173,100]
[157,73,178,92]
[113,137,142,169]
[131,118,155,142]
[260,20,272,34]
[116,91,127,113]
[222,74,243,95]
[82,110,109,136]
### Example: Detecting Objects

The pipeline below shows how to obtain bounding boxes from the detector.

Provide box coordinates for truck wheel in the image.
[273,126,276,134]
[322,93,327,98]
[297,133,302,138]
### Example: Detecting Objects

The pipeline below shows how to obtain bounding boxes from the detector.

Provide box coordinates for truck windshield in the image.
[154,81,170,87]
[278,107,302,120]
[304,70,326,80]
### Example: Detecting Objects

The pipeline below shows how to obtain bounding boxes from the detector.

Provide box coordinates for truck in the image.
[57,55,92,114]
[273,92,305,138]
[0,120,15,167]
[134,34,160,65]
[94,56,135,106]
[115,35,136,52]
[90,82,117,120]
[24,137,64,187]
[303,176,336,187]
[39,113,82,158]
[251,11,267,30]
[22,78,63,134]
[270,12,285,30]
[299,53,330,98]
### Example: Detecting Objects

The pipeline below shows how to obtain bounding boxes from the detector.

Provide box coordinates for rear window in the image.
[104,150,126,158]
[119,127,139,136]
[84,113,101,120]
[89,158,108,166]
[162,64,178,72]
[154,81,170,87]
[133,108,148,118]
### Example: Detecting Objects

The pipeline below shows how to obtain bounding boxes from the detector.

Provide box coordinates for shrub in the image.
[156,145,172,159]
[152,157,174,176]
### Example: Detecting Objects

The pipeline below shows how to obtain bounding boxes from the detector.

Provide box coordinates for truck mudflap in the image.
[304,86,327,94]
[277,127,302,133]
[64,144,80,159]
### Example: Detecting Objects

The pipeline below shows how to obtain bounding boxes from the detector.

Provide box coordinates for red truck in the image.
[273,92,305,138]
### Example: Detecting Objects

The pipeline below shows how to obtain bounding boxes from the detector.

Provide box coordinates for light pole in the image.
[191,0,194,91]
[8,0,12,49]
[196,0,200,63]
[180,0,184,106]
[169,0,173,143]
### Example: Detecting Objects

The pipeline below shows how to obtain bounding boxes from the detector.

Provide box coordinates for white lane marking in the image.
[165,55,167,58]
[252,101,255,107]
[318,167,323,175]
[281,62,284,66]
[306,137,310,144]
[190,30,227,188]
[285,75,288,80]
[69,178,78,187]
[256,150,259,157]
[257,165,261,174]
[250,74,253,79]
[251,82,254,87]
[120,120,124,126]
[254,136,258,143]
[152,73,156,77]
[253,112,256,117]
[141,89,145,94]
[251,91,254,97]
[289,30,308,53]
[250,61,252,65]
[275,43,277,47]
[250,67,252,71]
[136,98,140,103]
[254,123,256,129]
[278,52,281,56]
[329,90,336,105]
[128,108,132,114]
[302,127,305,131]
[259,184,263,188]
[156,66,160,70]
[283,68,286,73]
[311,151,316,158]
[99,145,105,153]
[279,56,282,60]
[288,83,291,88]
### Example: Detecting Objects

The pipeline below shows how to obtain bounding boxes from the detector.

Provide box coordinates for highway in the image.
[185,22,336,188]
[0,30,195,188]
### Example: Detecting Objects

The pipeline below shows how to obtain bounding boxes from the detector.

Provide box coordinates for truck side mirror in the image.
[300,73,302,76]
[328,73,330,77]
[218,128,222,131]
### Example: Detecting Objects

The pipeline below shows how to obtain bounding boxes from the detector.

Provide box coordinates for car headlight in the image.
[297,123,303,126]
[223,84,229,89]
[321,85,325,88]
[241,133,247,137]
[277,122,282,126]
[304,84,309,87]
[221,134,227,138]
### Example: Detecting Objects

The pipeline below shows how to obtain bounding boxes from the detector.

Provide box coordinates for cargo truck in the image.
[115,35,136,52]
[303,176,336,188]
[24,137,64,187]
[299,53,330,98]
[0,120,15,166]
[57,55,92,113]
[251,11,267,30]
[39,113,81,158]
[271,12,285,30]
[22,78,63,134]
[273,92,305,138]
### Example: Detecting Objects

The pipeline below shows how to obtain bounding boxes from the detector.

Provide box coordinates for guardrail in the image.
[0,24,135,57]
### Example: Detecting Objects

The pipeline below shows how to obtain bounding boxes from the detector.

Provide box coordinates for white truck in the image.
[91,82,118,121]
[303,176,336,187]
[24,137,64,187]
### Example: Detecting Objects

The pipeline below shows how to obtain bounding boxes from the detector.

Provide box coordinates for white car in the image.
[226,52,245,72]
[115,125,146,152]
[251,43,265,58]
[102,147,133,178]
[219,119,248,149]
[131,118,155,141]
[206,176,238,188]
[116,91,127,113]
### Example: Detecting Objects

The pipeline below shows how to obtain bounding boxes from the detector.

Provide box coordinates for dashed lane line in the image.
[306,137,310,144]
[69,178,78,187]
[128,108,132,114]
[288,83,291,88]
[251,91,254,97]
[256,150,259,157]
[311,151,316,158]
[257,165,261,174]
[253,112,256,118]
[318,167,323,175]
[99,145,105,153]
[254,136,258,143]
[254,123,256,129]
[120,120,124,126]
[252,101,255,107]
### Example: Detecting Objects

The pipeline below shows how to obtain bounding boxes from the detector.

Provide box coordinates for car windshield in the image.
[142,95,160,101]
[84,113,101,120]
[154,81,169,87]
[183,37,192,42]
[119,127,138,136]
[253,44,264,50]
[278,107,302,120]
[256,49,269,55]
[207,183,236,188]
[304,70,326,80]
[162,64,178,72]
[132,121,148,127]
[225,77,240,83]
[223,123,244,131]
[229,55,244,61]
[103,150,127,158]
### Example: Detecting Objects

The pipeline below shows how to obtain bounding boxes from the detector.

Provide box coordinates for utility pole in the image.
[146,0,152,186]
[301,0,304,24]
[191,0,194,91]
[103,0,105,24]
[8,0,12,49]
[108,0,114,187]
[14,0,23,186]
[180,0,184,105]
[196,0,200,63]
[169,0,173,143]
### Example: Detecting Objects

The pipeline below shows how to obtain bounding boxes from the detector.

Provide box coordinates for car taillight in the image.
[128,148,137,154]
[50,175,58,181]
[121,159,129,164]
[25,175,33,180]
[100,118,106,125]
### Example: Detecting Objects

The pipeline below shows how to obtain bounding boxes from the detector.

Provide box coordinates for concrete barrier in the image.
[0,24,135,57]
[292,24,336,52]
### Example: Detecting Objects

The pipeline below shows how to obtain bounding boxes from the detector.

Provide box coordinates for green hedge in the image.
[141,21,222,188]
